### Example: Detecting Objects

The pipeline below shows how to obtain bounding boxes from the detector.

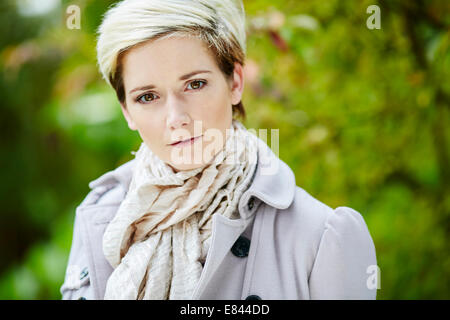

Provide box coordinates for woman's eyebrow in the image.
[179,70,211,80]
[128,70,212,94]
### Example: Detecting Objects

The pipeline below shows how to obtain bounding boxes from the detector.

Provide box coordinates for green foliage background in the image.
[0,0,449,299]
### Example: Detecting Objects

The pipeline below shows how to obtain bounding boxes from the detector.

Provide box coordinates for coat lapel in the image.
[192,214,251,299]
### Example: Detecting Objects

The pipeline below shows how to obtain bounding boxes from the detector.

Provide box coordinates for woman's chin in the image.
[165,145,221,172]
[167,161,206,173]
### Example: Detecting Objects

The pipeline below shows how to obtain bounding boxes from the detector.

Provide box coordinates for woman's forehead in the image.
[121,36,220,84]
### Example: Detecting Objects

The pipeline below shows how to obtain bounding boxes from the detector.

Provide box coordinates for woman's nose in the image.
[166,95,190,130]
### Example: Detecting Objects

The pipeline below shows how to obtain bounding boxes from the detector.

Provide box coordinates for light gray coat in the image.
[60,139,378,300]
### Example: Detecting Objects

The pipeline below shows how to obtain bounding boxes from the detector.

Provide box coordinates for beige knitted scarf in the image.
[102,119,258,299]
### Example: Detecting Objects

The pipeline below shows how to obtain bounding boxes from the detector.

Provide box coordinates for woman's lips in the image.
[170,135,202,147]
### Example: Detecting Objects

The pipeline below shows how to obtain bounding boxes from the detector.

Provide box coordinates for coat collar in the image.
[88,137,296,215]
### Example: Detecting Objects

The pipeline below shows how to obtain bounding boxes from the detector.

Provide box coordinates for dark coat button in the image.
[79,267,89,280]
[245,295,262,300]
[231,236,250,258]
[247,197,255,211]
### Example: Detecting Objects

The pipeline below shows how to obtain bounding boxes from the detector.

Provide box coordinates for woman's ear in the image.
[230,62,244,105]
[120,102,138,131]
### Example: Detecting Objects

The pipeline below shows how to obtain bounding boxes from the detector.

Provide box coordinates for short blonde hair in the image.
[96,0,247,119]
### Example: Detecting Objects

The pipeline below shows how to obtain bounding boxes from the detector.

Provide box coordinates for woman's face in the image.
[120,35,244,171]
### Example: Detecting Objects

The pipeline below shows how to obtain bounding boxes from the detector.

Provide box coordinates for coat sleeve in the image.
[60,189,103,300]
[308,206,378,299]
[60,211,95,300]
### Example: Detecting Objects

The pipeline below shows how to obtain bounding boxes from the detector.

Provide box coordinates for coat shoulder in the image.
[287,187,334,238]
[291,187,369,245]
[78,159,135,208]
[286,186,370,240]
[79,182,125,209]
[280,186,377,299]
[276,186,374,271]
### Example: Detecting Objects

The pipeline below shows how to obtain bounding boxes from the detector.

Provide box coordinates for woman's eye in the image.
[187,80,206,90]
[136,81,205,103]
[137,93,157,104]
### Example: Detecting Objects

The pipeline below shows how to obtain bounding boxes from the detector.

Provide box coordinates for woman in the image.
[61,0,377,300]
